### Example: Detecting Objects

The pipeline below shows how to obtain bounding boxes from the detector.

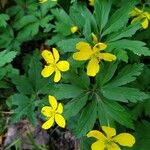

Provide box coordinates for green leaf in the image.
[57,38,85,53]
[83,19,91,41]
[115,49,128,63]
[64,94,88,119]
[7,94,36,126]
[0,14,10,27]
[13,15,38,30]
[0,50,17,67]
[16,22,39,41]
[11,75,34,95]
[94,0,111,32]
[102,87,149,102]
[107,23,140,42]
[96,62,118,87]
[104,64,144,87]
[52,8,73,36]
[102,0,137,36]
[102,100,134,128]
[131,121,150,150]
[48,84,83,100]
[74,101,97,137]
[108,40,150,56]
[132,99,150,119]
[98,102,115,126]
[28,55,50,94]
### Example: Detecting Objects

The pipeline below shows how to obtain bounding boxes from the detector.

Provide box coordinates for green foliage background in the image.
[0,0,150,149]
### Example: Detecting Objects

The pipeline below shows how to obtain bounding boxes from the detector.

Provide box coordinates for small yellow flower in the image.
[91,33,98,44]
[39,0,57,3]
[41,95,66,129]
[87,126,135,150]
[89,0,94,6]
[39,0,48,3]
[73,42,116,76]
[130,7,150,29]
[41,48,70,82]
[71,26,78,34]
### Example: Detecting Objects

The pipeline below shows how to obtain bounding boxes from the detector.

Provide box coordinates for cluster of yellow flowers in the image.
[38,2,142,149]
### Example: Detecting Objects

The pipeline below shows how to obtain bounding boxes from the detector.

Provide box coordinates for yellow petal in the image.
[91,140,105,150]
[89,0,94,6]
[102,126,116,138]
[100,53,116,61]
[87,130,106,140]
[41,106,53,117]
[52,48,60,63]
[49,95,58,110]
[113,133,135,147]
[56,61,70,72]
[55,114,66,128]
[144,12,150,20]
[41,50,54,64]
[41,66,54,78]
[76,42,92,53]
[141,18,149,29]
[93,42,107,52]
[73,52,92,60]
[56,103,63,114]
[87,58,100,76]
[107,142,121,150]
[42,117,54,130]
[54,70,61,82]
[71,26,78,33]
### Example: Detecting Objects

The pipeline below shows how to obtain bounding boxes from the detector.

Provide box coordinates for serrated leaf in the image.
[13,15,38,30]
[108,40,150,56]
[102,100,134,128]
[16,22,39,41]
[102,0,137,36]
[104,64,144,87]
[74,101,97,137]
[28,55,50,94]
[0,50,17,67]
[115,49,128,63]
[102,87,149,102]
[7,94,36,126]
[0,13,10,27]
[94,0,111,32]
[57,38,85,53]
[107,23,140,42]
[11,75,34,95]
[83,19,91,41]
[96,62,118,87]
[64,94,88,119]
[48,84,83,100]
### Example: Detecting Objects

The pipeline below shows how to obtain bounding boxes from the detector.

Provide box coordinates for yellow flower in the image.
[89,0,94,6]
[130,7,150,29]
[41,95,66,129]
[41,48,70,82]
[71,26,78,34]
[87,126,135,150]
[73,42,116,76]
